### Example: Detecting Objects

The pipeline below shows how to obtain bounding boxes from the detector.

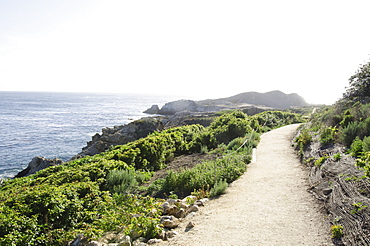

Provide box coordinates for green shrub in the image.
[340,110,354,127]
[320,126,337,146]
[227,132,260,154]
[338,117,370,147]
[106,124,205,171]
[209,180,228,197]
[295,129,312,158]
[227,137,245,151]
[209,111,252,145]
[358,117,370,139]
[350,137,364,157]
[333,153,342,161]
[331,224,344,238]
[339,121,361,147]
[314,156,329,167]
[356,152,370,177]
[161,150,249,198]
[252,111,304,130]
[363,136,370,152]
[106,169,138,194]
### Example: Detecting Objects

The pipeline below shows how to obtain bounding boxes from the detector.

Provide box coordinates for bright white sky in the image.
[1,1,370,105]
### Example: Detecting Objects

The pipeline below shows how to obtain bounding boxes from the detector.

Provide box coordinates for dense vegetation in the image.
[296,59,370,176]
[0,110,303,245]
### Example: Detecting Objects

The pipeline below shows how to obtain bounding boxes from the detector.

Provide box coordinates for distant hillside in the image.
[144,90,309,115]
[198,90,309,110]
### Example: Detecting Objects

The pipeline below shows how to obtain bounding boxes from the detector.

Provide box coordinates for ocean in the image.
[0,91,182,179]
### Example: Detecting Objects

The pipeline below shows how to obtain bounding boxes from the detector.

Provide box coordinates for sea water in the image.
[0,91,181,179]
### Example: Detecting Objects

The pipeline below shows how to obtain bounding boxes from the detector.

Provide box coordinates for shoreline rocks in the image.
[15,157,63,178]
[71,117,165,159]
[143,105,160,114]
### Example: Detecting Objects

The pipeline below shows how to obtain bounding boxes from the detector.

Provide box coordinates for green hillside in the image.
[0,110,303,245]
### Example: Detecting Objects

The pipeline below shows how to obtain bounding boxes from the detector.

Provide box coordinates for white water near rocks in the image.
[0,91,180,179]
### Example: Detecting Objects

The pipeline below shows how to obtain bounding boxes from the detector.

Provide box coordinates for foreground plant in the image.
[331,224,344,239]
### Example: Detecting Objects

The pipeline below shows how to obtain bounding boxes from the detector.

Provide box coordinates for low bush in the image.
[209,110,252,145]
[350,137,364,157]
[252,111,304,131]
[160,149,250,197]
[363,136,370,152]
[106,169,138,194]
[209,179,228,197]
[338,121,362,147]
[331,224,344,239]
[320,126,337,146]
[356,152,370,177]
[295,129,312,158]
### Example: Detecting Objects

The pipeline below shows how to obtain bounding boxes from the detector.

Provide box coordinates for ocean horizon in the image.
[0,91,182,179]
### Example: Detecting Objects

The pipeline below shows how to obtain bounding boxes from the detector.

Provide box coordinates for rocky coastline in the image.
[15,90,308,178]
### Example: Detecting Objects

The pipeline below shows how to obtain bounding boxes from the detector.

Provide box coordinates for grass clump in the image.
[209,179,228,197]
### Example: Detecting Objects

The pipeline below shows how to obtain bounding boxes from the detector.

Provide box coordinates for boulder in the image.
[186,221,195,229]
[143,104,160,114]
[158,100,198,115]
[15,157,63,178]
[160,216,180,229]
[186,204,199,215]
[165,231,178,239]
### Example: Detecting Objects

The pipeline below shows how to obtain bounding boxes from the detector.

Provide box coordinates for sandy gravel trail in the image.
[158,124,332,246]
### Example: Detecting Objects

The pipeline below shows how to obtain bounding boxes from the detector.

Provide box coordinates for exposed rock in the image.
[175,208,186,219]
[69,234,90,246]
[159,100,198,115]
[323,188,333,196]
[186,204,199,214]
[160,216,180,229]
[165,231,178,239]
[116,235,132,245]
[15,157,63,178]
[72,117,165,159]
[143,105,160,114]
[132,238,147,246]
[147,239,163,244]
[193,199,207,207]
[186,222,195,229]
[132,241,147,246]
[182,195,197,204]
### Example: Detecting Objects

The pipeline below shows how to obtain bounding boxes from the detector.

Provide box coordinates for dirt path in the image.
[157,124,332,246]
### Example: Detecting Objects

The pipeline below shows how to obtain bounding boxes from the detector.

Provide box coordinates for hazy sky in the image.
[1,1,370,104]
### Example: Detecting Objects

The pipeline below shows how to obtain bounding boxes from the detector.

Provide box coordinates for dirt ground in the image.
[156,124,332,246]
